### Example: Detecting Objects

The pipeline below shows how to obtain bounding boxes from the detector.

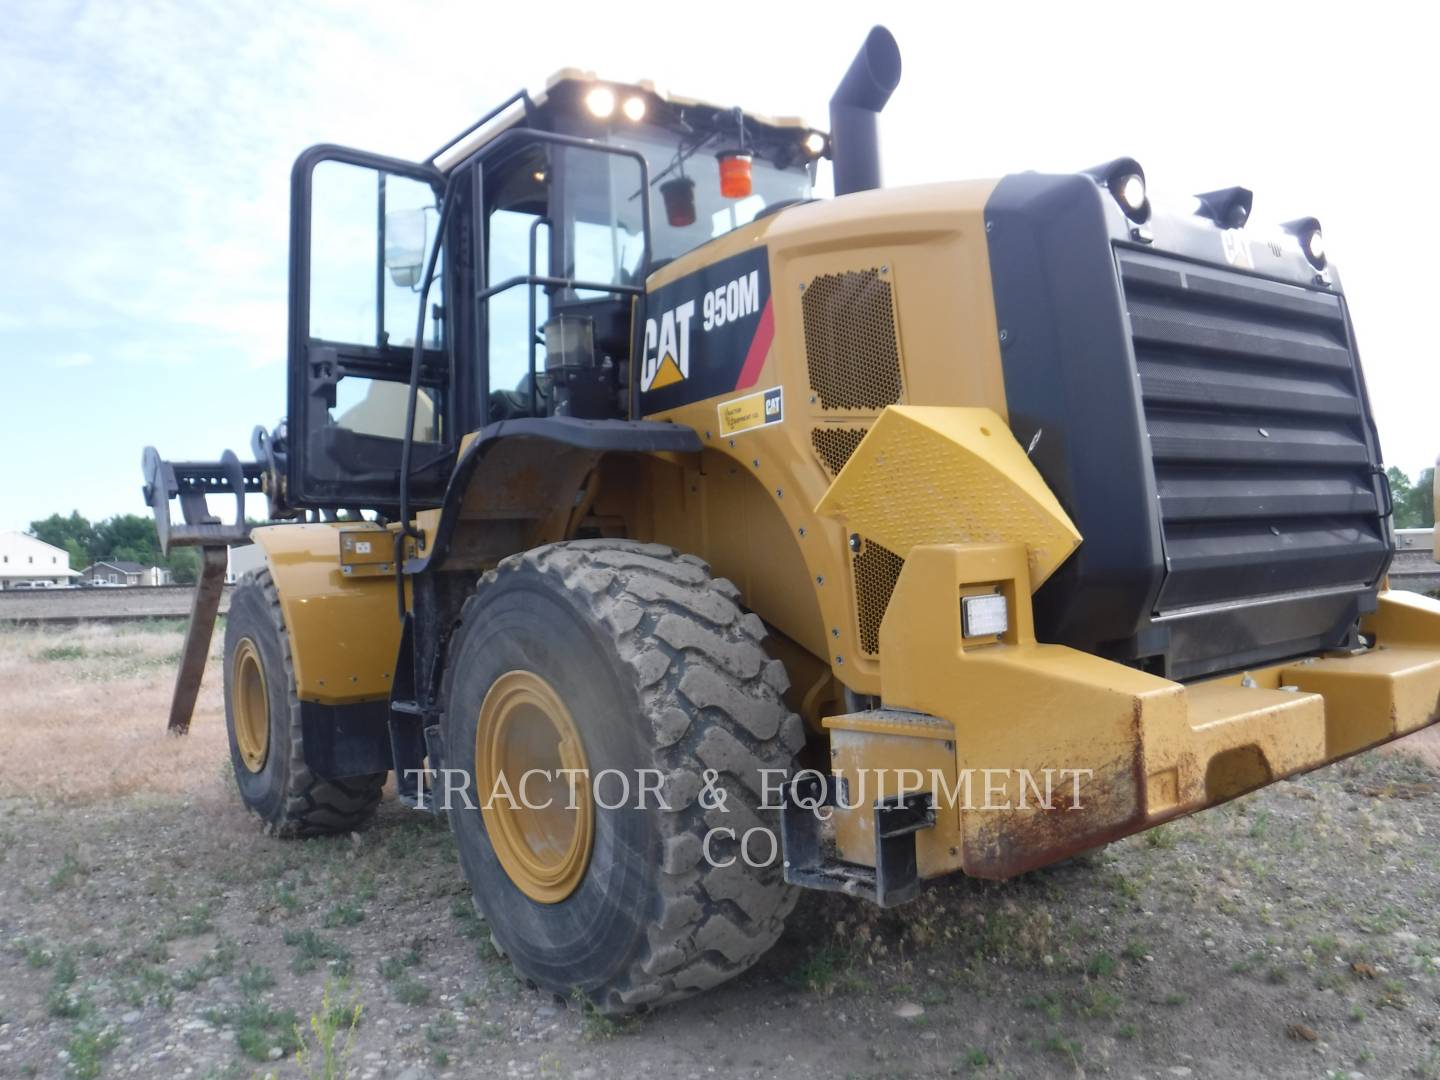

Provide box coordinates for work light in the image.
[961,593,1009,639]
[1116,174,1146,214]
[584,86,616,119]
[1085,158,1150,224]
[1283,217,1327,270]
[622,96,647,122]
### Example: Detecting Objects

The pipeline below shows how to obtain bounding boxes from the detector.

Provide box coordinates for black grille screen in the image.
[1118,249,1389,614]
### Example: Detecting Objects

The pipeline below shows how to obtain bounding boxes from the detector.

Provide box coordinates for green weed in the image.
[294,980,363,1080]
[283,929,352,977]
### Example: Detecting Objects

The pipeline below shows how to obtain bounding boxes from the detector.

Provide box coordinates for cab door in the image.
[286,145,452,513]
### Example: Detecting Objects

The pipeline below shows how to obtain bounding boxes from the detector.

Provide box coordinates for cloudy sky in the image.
[1,0,1436,532]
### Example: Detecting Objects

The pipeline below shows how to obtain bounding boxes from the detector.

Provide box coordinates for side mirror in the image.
[384,208,427,287]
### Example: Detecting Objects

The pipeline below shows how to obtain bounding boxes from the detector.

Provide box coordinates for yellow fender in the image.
[248,522,402,704]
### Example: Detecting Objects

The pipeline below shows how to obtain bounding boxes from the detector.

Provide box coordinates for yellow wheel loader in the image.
[143,27,1440,1010]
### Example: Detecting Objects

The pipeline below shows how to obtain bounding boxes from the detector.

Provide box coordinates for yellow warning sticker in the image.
[717,386,783,437]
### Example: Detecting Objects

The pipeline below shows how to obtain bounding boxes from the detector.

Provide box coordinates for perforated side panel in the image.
[801,269,903,411]
[853,538,905,655]
[811,427,868,476]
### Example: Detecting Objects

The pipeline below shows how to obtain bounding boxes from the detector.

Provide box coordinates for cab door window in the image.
[309,163,443,350]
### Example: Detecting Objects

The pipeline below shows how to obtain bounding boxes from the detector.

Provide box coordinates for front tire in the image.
[223,570,385,836]
[442,540,804,1011]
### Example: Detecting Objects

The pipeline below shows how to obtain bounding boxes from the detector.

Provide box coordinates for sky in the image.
[2,0,1437,533]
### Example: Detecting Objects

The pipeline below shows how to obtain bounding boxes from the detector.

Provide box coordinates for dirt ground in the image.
[3,621,1440,1079]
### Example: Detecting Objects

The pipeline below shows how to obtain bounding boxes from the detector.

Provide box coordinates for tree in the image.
[167,547,200,585]
[28,511,96,571]
[93,514,164,565]
[1386,466,1436,530]
[29,510,205,583]
[1403,468,1435,529]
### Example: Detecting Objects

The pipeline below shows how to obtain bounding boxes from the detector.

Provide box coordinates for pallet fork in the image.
[141,447,264,733]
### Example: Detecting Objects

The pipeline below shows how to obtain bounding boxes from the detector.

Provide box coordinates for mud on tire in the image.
[223,570,385,836]
[442,540,805,1011]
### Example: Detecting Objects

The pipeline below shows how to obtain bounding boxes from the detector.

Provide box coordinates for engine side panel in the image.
[637,179,1005,694]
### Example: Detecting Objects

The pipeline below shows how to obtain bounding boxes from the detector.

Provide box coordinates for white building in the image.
[227,543,267,583]
[0,531,81,589]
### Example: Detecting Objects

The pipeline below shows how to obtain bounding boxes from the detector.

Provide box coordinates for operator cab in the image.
[282,73,824,517]
[473,77,819,424]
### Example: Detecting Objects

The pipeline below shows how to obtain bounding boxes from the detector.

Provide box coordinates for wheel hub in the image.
[232,637,270,773]
[475,670,594,904]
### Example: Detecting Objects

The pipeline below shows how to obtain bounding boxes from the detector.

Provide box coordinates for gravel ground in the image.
[3,622,1440,1079]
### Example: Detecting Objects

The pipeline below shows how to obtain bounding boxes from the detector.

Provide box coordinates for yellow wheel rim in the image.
[232,637,270,773]
[476,670,593,904]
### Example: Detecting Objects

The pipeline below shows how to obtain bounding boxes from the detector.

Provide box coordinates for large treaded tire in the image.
[223,570,385,837]
[442,540,805,1011]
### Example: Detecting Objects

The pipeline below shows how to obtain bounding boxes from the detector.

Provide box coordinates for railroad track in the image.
[0,584,232,624]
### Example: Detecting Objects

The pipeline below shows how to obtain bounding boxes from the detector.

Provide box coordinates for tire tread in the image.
[450,540,800,1011]
[229,570,384,838]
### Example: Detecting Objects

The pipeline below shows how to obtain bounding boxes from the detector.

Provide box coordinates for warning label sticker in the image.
[717,386,783,438]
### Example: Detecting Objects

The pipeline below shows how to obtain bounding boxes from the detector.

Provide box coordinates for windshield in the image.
[615,131,813,267]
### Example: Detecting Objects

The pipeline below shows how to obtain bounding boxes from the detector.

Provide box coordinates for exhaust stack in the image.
[829,26,902,196]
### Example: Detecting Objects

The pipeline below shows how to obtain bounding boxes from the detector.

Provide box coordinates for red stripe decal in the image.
[734,296,775,391]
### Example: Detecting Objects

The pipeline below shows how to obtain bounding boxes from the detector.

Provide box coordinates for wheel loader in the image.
[143,26,1440,1011]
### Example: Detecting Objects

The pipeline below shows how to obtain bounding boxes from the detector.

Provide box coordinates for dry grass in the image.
[0,621,229,801]
[1385,725,1440,768]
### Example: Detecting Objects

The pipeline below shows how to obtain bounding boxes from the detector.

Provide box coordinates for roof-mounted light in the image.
[584,85,616,119]
[622,95,647,122]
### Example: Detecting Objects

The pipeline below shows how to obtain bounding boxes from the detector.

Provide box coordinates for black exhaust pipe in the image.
[829,26,902,196]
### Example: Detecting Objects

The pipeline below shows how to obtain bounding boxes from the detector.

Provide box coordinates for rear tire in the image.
[223,570,385,836]
[442,540,804,1011]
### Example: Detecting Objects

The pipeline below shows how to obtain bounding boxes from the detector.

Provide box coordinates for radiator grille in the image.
[853,538,905,655]
[1118,249,1388,613]
[811,426,868,476]
[801,269,903,410]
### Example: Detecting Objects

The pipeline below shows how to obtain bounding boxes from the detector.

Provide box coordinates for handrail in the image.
[527,216,548,418]
[479,270,641,419]
[476,273,642,304]
[425,90,533,167]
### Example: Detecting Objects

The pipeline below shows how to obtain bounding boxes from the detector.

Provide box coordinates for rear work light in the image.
[961,593,1009,639]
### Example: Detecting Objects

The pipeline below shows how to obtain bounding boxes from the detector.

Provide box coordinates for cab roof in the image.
[431,69,822,173]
